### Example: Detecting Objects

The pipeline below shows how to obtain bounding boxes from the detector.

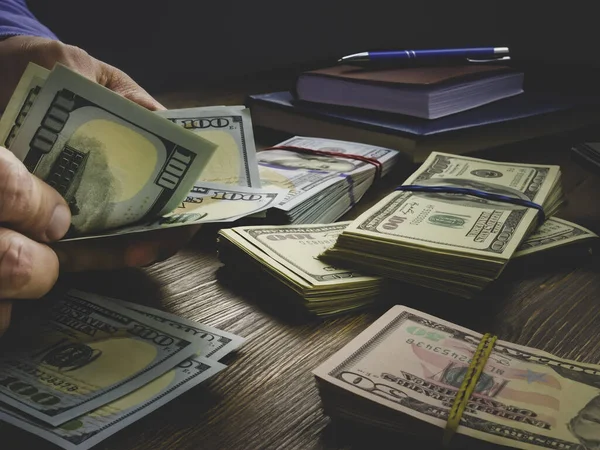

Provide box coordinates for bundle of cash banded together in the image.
[217,222,384,317]
[0,290,244,450]
[217,219,597,317]
[313,305,600,450]
[320,152,565,298]
[0,63,286,240]
[258,136,400,224]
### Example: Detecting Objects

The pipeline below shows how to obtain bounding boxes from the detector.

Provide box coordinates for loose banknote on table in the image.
[0,290,245,450]
[320,152,565,298]
[258,136,400,224]
[0,63,217,236]
[314,304,600,450]
[217,218,597,316]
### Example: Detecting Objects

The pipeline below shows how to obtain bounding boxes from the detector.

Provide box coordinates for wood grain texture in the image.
[3,78,600,450]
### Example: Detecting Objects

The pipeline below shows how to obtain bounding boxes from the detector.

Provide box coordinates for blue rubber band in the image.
[395,185,546,224]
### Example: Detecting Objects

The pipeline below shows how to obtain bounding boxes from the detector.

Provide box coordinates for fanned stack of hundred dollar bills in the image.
[0,289,245,450]
[0,62,287,240]
[313,304,600,450]
[258,136,400,224]
[217,219,597,317]
[320,152,566,298]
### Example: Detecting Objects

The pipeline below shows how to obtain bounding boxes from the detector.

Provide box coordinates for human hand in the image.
[0,143,200,337]
[0,36,198,337]
[0,35,164,112]
[0,145,71,335]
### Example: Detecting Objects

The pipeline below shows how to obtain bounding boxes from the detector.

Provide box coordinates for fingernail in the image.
[45,204,72,242]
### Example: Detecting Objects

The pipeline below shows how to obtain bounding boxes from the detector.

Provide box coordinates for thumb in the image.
[99,62,165,111]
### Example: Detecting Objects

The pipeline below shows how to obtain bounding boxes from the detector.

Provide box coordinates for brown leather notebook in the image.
[301,64,517,86]
[295,64,524,119]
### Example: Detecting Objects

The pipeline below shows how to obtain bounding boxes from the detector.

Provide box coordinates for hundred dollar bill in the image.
[0,356,225,450]
[114,299,245,360]
[0,63,49,145]
[314,304,600,450]
[320,152,564,297]
[258,136,400,223]
[156,106,260,187]
[0,63,218,236]
[0,295,243,450]
[0,290,204,426]
[219,222,379,289]
[218,222,383,316]
[513,216,598,257]
[60,182,287,241]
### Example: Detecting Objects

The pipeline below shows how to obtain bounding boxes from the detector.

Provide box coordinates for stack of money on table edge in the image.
[0,289,244,450]
[217,222,385,317]
[217,218,597,317]
[257,136,401,224]
[313,304,600,450]
[320,151,565,298]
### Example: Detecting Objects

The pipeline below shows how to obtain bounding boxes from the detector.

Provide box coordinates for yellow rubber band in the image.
[443,333,497,447]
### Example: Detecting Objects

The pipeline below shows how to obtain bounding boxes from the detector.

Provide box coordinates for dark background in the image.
[25,1,600,93]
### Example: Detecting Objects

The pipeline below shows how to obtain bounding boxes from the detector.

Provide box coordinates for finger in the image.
[0,147,71,243]
[0,228,59,299]
[99,63,166,111]
[0,301,12,337]
[54,225,201,272]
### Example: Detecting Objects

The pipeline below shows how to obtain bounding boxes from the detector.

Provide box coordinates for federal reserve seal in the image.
[471,169,503,178]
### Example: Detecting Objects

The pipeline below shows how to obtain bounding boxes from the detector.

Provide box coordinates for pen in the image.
[338,47,510,63]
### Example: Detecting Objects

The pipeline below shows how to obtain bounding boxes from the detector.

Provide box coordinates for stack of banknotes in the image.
[0,62,287,240]
[0,290,244,450]
[313,304,600,450]
[217,218,597,317]
[257,136,401,224]
[320,152,566,298]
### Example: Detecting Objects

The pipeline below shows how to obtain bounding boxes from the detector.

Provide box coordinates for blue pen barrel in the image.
[369,47,506,61]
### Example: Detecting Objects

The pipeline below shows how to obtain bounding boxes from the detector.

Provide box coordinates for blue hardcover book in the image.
[246,91,600,162]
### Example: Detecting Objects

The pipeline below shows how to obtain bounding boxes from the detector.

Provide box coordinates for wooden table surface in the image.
[4,75,600,450]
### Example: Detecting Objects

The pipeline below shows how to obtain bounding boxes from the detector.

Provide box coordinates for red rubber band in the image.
[262,145,383,178]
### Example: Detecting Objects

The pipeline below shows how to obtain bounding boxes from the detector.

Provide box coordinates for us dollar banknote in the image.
[514,216,598,257]
[314,304,600,450]
[0,290,204,426]
[0,294,244,450]
[217,222,384,316]
[345,152,562,260]
[0,356,225,450]
[156,106,260,187]
[258,136,400,223]
[0,63,218,236]
[319,152,564,297]
[219,221,379,288]
[0,62,49,145]
[114,299,245,360]
[61,182,287,241]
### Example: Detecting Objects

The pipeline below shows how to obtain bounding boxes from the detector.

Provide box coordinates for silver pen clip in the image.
[467,56,512,63]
